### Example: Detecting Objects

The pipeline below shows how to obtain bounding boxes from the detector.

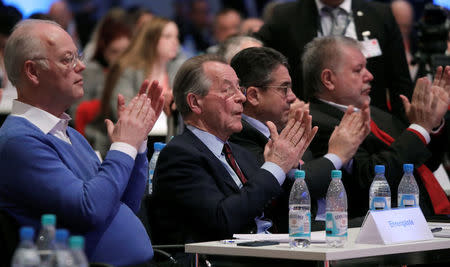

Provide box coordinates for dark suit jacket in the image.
[309,99,447,218]
[255,0,413,118]
[230,119,334,198]
[152,129,285,245]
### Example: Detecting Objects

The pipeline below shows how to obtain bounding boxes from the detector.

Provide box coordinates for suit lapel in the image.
[184,129,242,193]
[297,0,320,49]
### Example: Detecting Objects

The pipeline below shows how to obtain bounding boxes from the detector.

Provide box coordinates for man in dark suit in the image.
[152,54,317,248]
[303,36,450,219]
[255,0,413,119]
[229,47,370,229]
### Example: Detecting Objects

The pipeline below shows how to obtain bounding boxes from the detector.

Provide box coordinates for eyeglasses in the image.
[221,85,247,98]
[264,85,292,98]
[60,52,84,70]
[32,52,84,70]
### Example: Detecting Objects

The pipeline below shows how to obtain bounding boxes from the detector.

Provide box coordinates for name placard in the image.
[355,207,433,245]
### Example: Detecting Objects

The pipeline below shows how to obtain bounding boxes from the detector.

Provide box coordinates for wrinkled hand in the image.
[264,109,318,173]
[328,102,371,164]
[163,89,176,116]
[288,98,309,121]
[105,80,164,149]
[400,66,450,132]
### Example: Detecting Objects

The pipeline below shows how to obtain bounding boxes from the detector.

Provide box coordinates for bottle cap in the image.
[153,142,166,151]
[374,165,385,174]
[41,214,56,226]
[403,163,414,173]
[331,170,342,179]
[69,236,85,249]
[19,226,35,241]
[294,170,305,179]
[55,229,69,242]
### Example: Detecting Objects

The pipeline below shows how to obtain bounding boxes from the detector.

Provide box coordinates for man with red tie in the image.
[303,36,450,219]
[152,54,317,258]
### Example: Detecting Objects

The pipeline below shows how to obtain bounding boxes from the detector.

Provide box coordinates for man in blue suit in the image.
[152,54,317,250]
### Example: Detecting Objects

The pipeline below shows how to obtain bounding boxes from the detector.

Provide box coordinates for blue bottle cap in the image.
[19,226,35,241]
[41,214,56,226]
[403,163,414,173]
[331,170,342,179]
[375,165,385,174]
[55,229,69,242]
[69,236,85,249]
[294,170,305,179]
[153,142,166,151]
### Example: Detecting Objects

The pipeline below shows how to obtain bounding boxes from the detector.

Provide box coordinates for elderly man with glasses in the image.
[229,47,370,231]
[0,19,164,266]
[152,54,317,264]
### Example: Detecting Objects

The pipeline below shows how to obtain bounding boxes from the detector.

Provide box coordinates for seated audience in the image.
[229,47,370,228]
[152,54,317,260]
[303,36,450,218]
[0,19,164,266]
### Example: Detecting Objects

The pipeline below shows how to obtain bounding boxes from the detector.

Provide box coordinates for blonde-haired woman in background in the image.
[88,17,180,157]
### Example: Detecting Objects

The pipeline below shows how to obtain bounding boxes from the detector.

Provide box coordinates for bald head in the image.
[4,19,63,87]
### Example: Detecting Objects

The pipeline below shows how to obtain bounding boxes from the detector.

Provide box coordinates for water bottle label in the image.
[289,209,311,238]
[326,212,347,237]
[370,196,391,210]
[399,194,418,207]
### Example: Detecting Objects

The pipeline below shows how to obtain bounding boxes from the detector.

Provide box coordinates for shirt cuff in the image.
[262,162,286,186]
[110,142,137,159]
[409,124,430,144]
[324,153,343,170]
[431,118,445,135]
[138,139,148,154]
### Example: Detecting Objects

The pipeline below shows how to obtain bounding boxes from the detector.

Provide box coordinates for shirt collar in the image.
[242,114,270,139]
[11,100,72,134]
[186,124,227,158]
[318,98,360,112]
[316,0,352,14]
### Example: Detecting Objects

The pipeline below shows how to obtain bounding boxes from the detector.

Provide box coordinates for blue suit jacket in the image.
[152,128,284,244]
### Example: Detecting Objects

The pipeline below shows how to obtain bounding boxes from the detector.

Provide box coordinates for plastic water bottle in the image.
[54,229,74,267]
[398,163,419,208]
[69,236,88,267]
[36,214,56,267]
[369,165,391,210]
[147,142,166,195]
[326,170,347,248]
[11,227,40,267]
[288,170,311,248]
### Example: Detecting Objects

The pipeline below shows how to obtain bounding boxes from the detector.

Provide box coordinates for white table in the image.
[185,228,450,266]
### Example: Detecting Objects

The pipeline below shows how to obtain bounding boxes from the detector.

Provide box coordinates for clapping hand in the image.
[106,80,164,149]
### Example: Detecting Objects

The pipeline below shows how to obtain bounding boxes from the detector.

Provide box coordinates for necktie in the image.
[223,143,248,184]
[370,120,450,214]
[322,7,349,36]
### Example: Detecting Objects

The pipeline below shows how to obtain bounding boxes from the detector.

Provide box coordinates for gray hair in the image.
[173,54,227,117]
[302,36,361,100]
[4,19,62,87]
[217,35,263,63]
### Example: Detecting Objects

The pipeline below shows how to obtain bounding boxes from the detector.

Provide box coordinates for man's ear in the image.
[186,92,202,115]
[321,68,335,91]
[245,86,260,106]
[23,60,40,86]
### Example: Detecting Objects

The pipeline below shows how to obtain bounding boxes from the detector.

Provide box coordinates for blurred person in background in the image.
[391,0,417,81]
[239,17,264,35]
[217,35,262,63]
[82,10,132,101]
[88,17,180,157]
[207,8,242,53]
[0,4,22,125]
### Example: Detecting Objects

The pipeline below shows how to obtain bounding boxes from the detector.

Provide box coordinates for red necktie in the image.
[370,120,450,214]
[223,143,247,184]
